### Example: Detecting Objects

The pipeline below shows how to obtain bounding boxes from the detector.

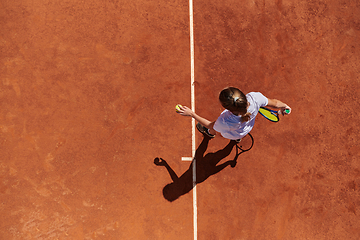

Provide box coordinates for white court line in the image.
[181,157,194,161]
[180,0,196,238]
[190,1,196,160]
[187,0,197,239]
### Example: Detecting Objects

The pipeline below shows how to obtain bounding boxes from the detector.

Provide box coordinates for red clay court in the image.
[1,0,360,239]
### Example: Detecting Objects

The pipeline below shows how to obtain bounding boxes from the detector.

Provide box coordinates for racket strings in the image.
[259,107,279,122]
[236,133,254,152]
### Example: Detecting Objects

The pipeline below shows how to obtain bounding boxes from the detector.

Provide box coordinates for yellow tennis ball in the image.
[175,104,182,113]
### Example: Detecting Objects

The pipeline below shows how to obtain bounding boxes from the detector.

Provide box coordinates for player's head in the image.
[219,87,251,122]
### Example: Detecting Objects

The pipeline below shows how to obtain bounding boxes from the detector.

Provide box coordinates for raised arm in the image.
[154,158,179,182]
[176,105,216,134]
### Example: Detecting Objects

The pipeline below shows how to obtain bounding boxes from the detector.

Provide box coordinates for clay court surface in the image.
[1,0,360,239]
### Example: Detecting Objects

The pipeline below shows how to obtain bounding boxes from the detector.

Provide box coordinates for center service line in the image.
[189,0,197,239]
[180,0,197,238]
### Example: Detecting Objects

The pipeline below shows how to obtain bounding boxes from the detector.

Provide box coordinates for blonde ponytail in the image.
[240,112,251,123]
[219,87,248,115]
[219,87,251,122]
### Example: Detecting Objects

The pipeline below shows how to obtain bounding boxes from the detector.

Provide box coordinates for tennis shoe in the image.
[196,123,215,138]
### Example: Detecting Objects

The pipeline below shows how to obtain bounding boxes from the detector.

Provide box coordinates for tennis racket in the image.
[258,107,291,122]
[230,133,254,168]
[258,107,280,122]
[236,133,254,153]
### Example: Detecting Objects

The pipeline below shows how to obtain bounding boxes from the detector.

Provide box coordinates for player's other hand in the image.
[279,105,291,115]
[177,105,194,117]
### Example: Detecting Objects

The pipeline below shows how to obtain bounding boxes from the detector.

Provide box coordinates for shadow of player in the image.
[154,135,250,202]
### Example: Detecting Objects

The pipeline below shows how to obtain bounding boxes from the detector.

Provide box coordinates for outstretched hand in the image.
[176,105,194,117]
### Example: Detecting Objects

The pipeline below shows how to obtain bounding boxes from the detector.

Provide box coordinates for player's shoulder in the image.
[246,92,266,99]
[247,92,268,106]
[247,91,264,96]
[219,109,231,116]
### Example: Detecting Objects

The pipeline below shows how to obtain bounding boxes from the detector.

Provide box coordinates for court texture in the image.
[1,0,360,239]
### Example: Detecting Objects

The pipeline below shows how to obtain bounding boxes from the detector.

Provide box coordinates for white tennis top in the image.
[213,92,268,140]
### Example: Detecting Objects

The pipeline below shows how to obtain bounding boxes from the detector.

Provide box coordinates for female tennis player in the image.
[177,87,291,141]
